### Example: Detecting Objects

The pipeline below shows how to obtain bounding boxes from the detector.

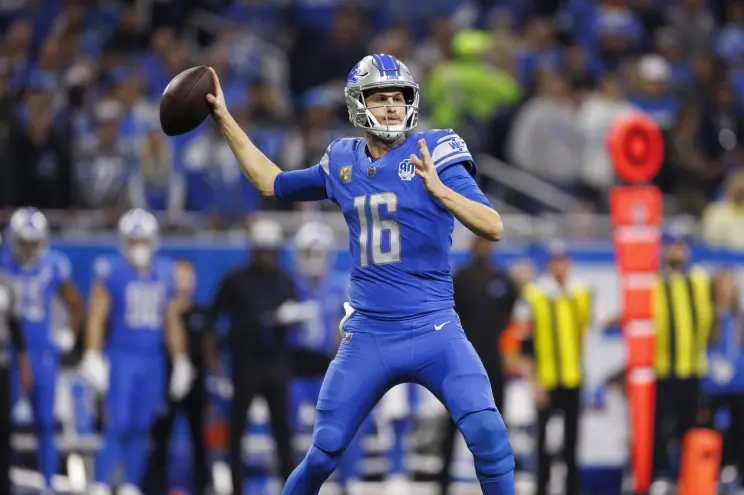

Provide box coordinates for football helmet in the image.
[118,208,159,268]
[7,207,49,266]
[294,221,335,278]
[344,54,419,141]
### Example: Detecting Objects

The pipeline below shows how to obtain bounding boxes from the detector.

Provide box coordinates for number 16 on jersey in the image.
[353,193,401,268]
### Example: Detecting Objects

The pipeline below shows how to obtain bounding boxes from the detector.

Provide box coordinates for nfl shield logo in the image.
[398,159,415,181]
[344,332,353,343]
[368,166,376,178]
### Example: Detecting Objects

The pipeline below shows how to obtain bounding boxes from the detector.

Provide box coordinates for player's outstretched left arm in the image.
[410,139,503,241]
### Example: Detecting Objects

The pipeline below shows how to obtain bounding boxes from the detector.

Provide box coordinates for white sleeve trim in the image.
[436,133,458,143]
[435,152,473,170]
[319,152,330,175]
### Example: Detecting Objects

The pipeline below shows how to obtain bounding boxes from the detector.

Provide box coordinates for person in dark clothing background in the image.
[8,78,72,210]
[209,219,313,494]
[437,236,518,495]
[143,259,215,495]
[0,263,33,495]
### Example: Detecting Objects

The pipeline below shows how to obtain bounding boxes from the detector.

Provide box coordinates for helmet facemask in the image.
[345,83,419,141]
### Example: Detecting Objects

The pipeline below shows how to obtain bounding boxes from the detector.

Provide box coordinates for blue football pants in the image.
[282,309,515,494]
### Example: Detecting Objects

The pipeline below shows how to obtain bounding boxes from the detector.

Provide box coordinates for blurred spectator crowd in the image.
[3,0,744,245]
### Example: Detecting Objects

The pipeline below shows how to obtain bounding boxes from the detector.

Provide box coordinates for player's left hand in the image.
[410,139,445,198]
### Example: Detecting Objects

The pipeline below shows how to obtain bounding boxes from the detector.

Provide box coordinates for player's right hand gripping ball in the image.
[159,66,215,136]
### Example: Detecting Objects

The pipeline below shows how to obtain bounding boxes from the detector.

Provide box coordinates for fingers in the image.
[418,138,432,164]
[410,153,423,168]
[208,66,220,87]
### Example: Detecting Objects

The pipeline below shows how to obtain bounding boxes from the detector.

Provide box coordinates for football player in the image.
[205,53,514,495]
[1,207,84,491]
[81,209,194,495]
[289,221,368,495]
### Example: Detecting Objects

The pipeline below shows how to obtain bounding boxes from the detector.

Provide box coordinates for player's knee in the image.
[459,409,514,480]
[312,422,346,454]
[305,445,341,475]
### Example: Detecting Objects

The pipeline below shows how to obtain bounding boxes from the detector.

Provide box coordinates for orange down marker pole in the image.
[608,112,663,494]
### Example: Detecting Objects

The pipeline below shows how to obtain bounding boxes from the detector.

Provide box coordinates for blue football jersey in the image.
[93,254,176,353]
[1,250,71,353]
[288,271,348,355]
[321,129,476,320]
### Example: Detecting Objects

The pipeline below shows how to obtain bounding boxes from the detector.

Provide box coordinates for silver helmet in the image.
[118,208,160,268]
[344,54,419,141]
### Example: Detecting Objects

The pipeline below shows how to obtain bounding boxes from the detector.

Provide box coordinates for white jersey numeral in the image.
[124,282,164,329]
[354,192,401,268]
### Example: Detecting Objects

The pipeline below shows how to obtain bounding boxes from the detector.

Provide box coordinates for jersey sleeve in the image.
[438,164,492,208]
[427,130,476,177]
[274,144,335,202]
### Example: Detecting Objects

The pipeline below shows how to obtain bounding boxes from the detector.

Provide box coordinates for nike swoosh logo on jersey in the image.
[434,321,450,331]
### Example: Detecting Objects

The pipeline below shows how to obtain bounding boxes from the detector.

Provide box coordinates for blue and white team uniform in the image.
[86,210,181,492]
[1,208,76,488]
[271,54,514,495]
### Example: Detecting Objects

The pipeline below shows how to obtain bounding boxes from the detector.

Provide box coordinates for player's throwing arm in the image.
[205,68,281,196]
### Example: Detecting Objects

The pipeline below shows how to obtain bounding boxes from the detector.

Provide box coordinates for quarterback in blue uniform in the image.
[2,208,84,490]
[205,53,514,495]
[81,209,194,495]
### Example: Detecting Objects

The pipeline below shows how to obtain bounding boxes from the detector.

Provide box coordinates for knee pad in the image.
[305,445,341,475]
[458,409,515,481]
[313,421,346,454]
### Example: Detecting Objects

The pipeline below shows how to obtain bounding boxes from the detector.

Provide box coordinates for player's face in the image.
[124,239,153,268]
[364,90,406,128]
[13,238,43,266]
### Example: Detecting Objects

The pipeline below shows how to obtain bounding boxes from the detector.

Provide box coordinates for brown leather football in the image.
[159,66,214,136]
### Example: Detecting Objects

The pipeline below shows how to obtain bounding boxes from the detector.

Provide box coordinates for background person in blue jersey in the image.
[701,269,744,490]
[202,51,514,495]
[1,207,84,491]
[288,221,368,495]
[80,209,195,495]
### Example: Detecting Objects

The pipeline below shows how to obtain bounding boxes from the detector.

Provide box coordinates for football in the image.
[159,66,214,136]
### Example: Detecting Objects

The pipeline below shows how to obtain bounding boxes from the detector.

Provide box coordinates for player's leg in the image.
[122,356,165,489]
[378,384,411,480]
[337,415,371,495]
[414,313,514,495]
[28,351,58,488]
[95,353,133,487]
[282,331,392,495]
